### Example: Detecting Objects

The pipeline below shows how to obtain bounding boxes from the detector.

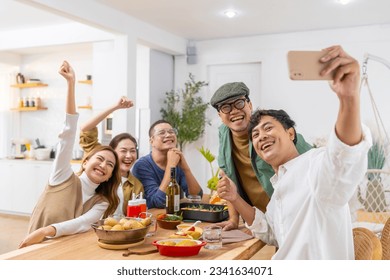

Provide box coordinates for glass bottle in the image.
[166,167,180,214]
[30,96,35,107]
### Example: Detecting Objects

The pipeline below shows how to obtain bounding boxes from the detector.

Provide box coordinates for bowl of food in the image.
[175,223,203,240]
[180,203,229,222]
[152,239,206,257]
[156,213,183,230]
[91,216,151,244]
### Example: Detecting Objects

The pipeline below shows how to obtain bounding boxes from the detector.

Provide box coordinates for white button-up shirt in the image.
[247,125,372,259]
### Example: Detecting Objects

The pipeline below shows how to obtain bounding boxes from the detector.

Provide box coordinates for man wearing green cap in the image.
[210,81,312,231]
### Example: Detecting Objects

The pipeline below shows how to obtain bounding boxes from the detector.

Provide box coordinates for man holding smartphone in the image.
[216,45,372,259]
[210,82,312,231]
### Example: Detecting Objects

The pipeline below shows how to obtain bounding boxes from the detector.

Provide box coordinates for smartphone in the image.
[287,50,334,80]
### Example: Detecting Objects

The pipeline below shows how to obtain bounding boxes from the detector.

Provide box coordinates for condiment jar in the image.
[138,192,147,213]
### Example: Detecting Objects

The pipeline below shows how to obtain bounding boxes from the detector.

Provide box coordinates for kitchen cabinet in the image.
[0,161,17,212]
[0,160,51,215]
[0,160,81,215]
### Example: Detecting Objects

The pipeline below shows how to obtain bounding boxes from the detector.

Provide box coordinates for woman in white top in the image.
[19,61,121,248]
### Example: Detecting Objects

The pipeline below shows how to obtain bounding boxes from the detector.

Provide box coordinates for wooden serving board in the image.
[97,238,144,250]
[122,244,158,256]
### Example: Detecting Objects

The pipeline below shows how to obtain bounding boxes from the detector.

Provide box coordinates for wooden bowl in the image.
[156,213,183,230]
[157,219,182,230]
[91,218,150,244]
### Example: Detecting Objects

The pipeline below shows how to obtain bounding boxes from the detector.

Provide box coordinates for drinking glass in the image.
[203,225,222,249]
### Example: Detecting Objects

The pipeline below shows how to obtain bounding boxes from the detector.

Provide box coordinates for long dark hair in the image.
[77,145,121,218]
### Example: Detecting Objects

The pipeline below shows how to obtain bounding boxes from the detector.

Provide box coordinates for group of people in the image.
[19,61,202,248]
[19,45,372,260]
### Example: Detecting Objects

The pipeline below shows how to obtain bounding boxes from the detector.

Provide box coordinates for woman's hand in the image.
[114,96,134,110]
[18,226,56,248]
[58,61,75,83]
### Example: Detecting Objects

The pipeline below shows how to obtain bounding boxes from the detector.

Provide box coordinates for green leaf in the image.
[198,146,220,190]
[367,140,386,181]
[198,146,215,163]
[368,141,386,170]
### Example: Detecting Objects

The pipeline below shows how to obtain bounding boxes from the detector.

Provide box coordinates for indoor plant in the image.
[160,73,209,150]
[358,140,388,212]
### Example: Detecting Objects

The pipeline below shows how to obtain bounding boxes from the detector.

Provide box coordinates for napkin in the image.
[221,230,253,244]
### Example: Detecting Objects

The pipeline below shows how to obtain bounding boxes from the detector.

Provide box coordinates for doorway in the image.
[205,62,262,161]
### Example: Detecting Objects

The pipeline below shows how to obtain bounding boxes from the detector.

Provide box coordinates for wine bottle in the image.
[166,167,180,214]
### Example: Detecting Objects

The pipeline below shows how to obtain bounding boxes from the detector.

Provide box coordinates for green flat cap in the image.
[210,82,249,109]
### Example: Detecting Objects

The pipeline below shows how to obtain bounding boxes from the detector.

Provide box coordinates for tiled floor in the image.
[0,213,274,259]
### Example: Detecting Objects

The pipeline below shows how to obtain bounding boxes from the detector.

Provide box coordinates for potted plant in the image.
[160,73,209,150]
[358,140,388,212]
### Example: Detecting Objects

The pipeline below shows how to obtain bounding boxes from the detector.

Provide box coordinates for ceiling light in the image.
[224,10,237,18]
[336,0,351,5]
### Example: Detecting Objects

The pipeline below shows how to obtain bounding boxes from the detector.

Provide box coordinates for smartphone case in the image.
[287,50,334,80]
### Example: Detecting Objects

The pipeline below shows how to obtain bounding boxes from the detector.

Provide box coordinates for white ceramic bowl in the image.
[34,148,51,160]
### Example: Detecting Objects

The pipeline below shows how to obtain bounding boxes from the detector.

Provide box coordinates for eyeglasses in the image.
[218,98,247,114]
[154,128,178,137]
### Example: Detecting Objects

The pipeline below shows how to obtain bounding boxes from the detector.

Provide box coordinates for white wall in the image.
[193,25,390,141]
[0,0,188,158]
[4,47,93,154]
[149,49,174,124]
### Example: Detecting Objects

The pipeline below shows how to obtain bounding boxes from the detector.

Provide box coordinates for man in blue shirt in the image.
[132,120,203,208]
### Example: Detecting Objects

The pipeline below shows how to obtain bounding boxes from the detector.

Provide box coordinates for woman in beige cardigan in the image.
[19,61,121,248]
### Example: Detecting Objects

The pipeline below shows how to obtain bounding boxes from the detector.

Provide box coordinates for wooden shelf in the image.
[11,83,48,88]
[78,80,93,85]
[78,105,92,109]
[11,107,48,111]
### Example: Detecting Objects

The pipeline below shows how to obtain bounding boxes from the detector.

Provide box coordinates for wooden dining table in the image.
[0,208,266,260]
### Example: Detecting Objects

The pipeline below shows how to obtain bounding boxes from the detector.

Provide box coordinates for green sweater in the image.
[217,124,312,202]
